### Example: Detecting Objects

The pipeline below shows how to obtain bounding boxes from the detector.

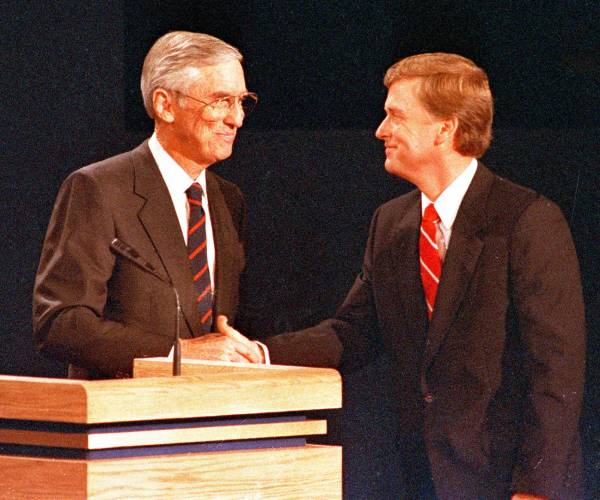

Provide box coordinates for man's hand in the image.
[216,315,267,363]
[179,315,263,363]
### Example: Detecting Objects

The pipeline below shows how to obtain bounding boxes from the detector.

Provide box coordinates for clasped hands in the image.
[179,315,265,364]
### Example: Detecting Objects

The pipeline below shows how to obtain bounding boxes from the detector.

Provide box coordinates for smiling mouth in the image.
[217,132,236,142]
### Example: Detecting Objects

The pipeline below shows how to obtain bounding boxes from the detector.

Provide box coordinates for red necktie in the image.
[420,204,442,320]
[186,183,213,333]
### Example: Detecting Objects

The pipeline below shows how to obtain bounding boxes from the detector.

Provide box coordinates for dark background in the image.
[3,1,599,497]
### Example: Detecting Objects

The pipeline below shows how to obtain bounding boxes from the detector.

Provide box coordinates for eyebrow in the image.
[386,106,406,118]
[205,90,249,99]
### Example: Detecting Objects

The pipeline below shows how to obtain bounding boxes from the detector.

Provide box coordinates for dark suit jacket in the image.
[266,164,586,499]
[33,141,247,378]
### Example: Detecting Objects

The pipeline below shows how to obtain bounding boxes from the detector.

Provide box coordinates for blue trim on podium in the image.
[0,415,305,433]
[0,437,307,459]
[0,415,312,459]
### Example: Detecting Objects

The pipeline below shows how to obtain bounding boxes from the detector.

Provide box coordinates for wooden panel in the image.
[0,375,88,422]
[88,444,341,499]
[0,454,88,500]
[0,364,341,424]
[133,357,328,377]
[0,445,341,499]
[0,419,327,449]
[89,361,341,422]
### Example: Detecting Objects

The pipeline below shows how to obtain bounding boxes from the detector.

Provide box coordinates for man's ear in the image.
[152,88,175,123]
[435,115,459,147]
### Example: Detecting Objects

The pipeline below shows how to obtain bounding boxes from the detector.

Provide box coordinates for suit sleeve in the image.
[265,207,384,369]
[33,171,173,377]
[509,197,586,495]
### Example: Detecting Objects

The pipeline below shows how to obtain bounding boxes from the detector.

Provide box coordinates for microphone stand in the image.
[172,288,181,376]
[110,238,182,376]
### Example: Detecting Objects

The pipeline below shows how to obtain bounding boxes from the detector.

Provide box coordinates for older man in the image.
[33,31,262,379]
[266,53,586,499]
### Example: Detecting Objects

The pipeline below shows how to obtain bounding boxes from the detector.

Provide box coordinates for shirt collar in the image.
[421,158,478,230]
[148,132,207,196]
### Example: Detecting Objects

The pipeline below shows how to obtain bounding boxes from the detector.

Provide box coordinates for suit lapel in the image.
[131,142,200,335]
[423,165,494,369]
[206,172,237,317]
[389,193,429,337]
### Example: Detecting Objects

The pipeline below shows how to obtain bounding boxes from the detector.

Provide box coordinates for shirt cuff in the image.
[254,341,271,365]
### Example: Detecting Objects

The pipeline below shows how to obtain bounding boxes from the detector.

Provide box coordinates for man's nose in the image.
[224,100,244,127]
[375,116,389,140]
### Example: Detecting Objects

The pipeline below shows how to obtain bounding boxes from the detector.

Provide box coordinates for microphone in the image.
[110,238,182,376]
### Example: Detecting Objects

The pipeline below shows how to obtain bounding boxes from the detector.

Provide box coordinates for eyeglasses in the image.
[174,91,258,118]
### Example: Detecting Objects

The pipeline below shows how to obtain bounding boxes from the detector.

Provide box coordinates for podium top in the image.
[0,361,341,424]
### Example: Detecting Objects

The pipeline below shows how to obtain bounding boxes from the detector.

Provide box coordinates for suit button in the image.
[424,393,435,404]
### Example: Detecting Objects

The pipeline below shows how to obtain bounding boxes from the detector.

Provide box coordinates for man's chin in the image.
[383,160,401,176]
[384,161,415,183]
[212,146,234,164]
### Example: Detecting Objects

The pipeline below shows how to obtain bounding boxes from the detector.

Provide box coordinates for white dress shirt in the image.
[148,134,269,363]
[421,158,478,252]
[148,133,215,290]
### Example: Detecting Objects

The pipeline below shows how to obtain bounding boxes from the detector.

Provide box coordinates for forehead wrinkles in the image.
[204,65,246,97]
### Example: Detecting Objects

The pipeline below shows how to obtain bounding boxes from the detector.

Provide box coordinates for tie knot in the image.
[423,203,440,223]
[186,182,204,202]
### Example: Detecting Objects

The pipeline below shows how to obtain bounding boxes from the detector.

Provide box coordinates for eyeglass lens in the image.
[239,94,257,114]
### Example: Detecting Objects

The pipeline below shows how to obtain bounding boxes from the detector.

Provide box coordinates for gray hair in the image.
[140,31,243,118]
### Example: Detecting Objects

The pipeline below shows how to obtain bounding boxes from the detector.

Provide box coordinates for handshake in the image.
[179,315,266,364]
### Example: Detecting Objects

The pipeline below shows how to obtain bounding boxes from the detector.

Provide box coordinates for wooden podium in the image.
[0,359,342,499]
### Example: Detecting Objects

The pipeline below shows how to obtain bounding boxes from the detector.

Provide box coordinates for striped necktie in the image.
[186,183,213,333]
[420,203,442,320]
